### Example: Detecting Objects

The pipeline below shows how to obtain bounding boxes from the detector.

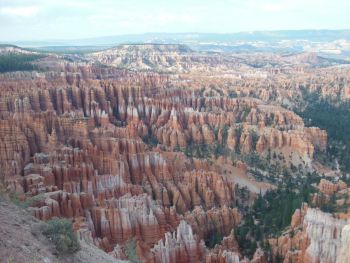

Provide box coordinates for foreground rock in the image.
[0,199,126,263]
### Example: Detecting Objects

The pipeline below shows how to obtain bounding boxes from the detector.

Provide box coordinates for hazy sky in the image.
[1,0,350,41]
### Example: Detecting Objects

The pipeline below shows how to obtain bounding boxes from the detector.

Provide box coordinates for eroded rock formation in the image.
[1,45,348,262]
[272,205,350,263]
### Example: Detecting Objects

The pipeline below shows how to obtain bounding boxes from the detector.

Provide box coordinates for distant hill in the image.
[0,44,36,54]
[86,43,349,73]
[87,44,200,72]
[81,30,350,44]
[4,30,350,47]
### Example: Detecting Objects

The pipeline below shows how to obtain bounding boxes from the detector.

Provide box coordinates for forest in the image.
[235,174,318,260]
[0,53,44,73]
[297,89,350,172]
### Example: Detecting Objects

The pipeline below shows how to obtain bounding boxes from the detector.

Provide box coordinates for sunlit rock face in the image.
[318,179,347,195]
[337,224,350,263]
[2,45,349,263]
[303,209,348,263]
[150,220,206,263]
[0,67,246,261]
[87,44,239,73]
[272,205,350,263]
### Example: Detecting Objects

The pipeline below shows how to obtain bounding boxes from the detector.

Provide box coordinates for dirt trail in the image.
[218,162,274,194]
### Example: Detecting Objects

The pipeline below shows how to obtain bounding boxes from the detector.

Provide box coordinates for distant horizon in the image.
[5,28,350,42]
[1,0,350,42]
[2,29,350,47]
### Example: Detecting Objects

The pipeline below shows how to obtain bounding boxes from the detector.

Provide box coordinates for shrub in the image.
[23,194,46,208]
[205,231,222,248]
[42,218,80,254]
[142,133,159,147]
[125,238,139,263]
[9,193,46,208]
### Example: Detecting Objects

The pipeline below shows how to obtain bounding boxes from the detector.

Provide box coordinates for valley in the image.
[0,41,350,263]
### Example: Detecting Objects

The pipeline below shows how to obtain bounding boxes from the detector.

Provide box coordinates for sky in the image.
[0,0,350,41]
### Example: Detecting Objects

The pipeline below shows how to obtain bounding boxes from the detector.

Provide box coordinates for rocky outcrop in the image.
[272,205,350,263]
[255,128,316,158]
[87,44,237,73]
[304,127,328,152]
[150,220,206,263]
[183,205,241,241]
[318,179,347,195]
[90,194,178,248]
[303,209,349,263]
[336,224,350,263]
[206,250,241,263]
[205,230,242,263]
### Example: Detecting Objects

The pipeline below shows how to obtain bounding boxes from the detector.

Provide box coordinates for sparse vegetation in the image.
[235,175,318,259]
[183,141,212,159]
[251,130,259,150]
[125,238,139,263]
[41,218,80,254]
[205,231,222,248]
[142,132,159,147]
[229,90,238,98]
[9,192,46,208]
